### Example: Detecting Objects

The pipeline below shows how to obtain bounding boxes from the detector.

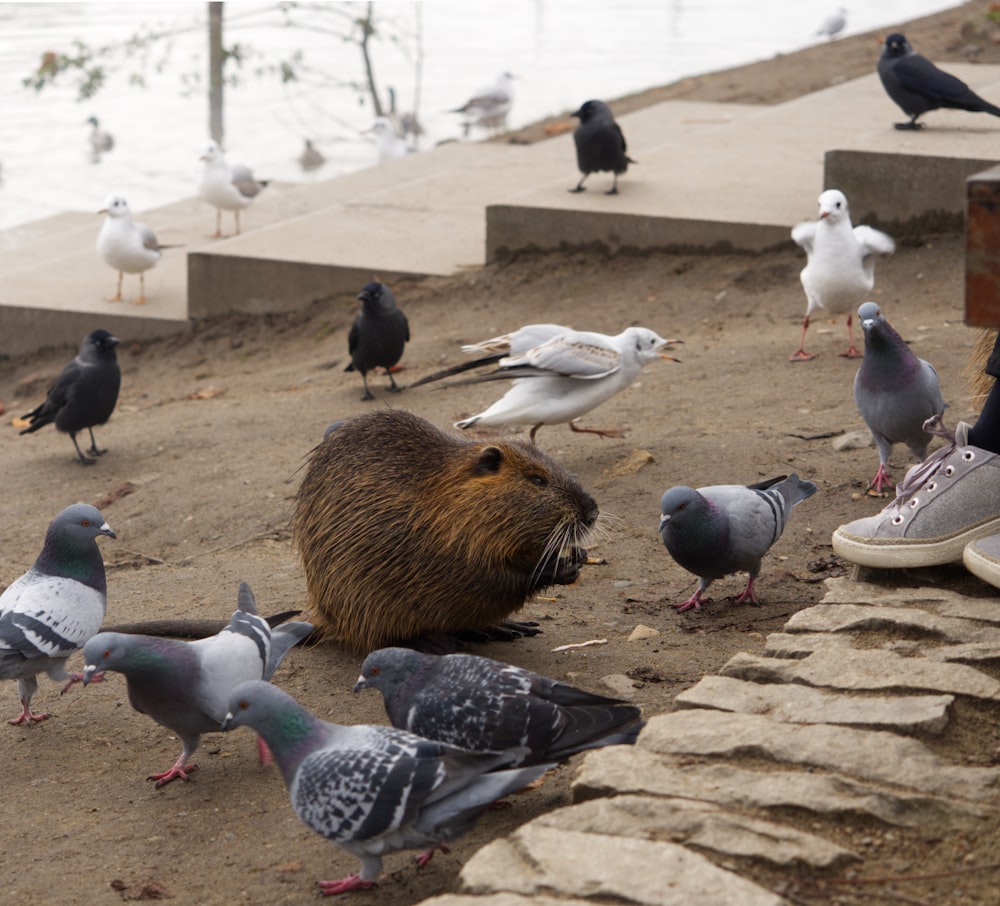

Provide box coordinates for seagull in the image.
[96,195,169,305]
[86,115,113,157]
[365,117,412,163]
[444,326,682,443]
[297,138,326,172]
[452,72,514,136]
[816,8,847,40]
[878,32,1000,130]
[198,140,269,238]
[790,189,895,361]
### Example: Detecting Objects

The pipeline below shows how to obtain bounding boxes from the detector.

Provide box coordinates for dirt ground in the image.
[2,4,1000,905]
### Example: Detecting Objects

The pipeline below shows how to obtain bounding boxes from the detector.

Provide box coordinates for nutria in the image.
[293,409,599,653]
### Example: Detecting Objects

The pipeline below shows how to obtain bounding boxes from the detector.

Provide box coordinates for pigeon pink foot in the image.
[317,874,376,896]
[148,757,198,788]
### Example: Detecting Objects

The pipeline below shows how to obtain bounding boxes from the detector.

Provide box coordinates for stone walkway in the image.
[421,577,1000,906]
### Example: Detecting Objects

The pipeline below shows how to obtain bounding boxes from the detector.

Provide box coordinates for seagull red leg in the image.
[839,313,862,358]
[789,315,818,362]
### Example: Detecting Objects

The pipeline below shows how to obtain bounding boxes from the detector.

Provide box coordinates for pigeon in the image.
[815,7,846,40]
[659,474,817,613]
[452,72,514,136]
[86,115,113,156]
[878,33,1000,130]
[0,504,115,724]
[298,138,326,172]
[449,326,682,443]
[345,281,411,400]
[82,582,313,788]
[365,117,412,163]
[790,189,895,361]
[853,302,945,494]
[19,328,122,465]
[221,679,553,895]
[354,647,644,765]
[198,140,269,238]
[570,100,635,195]
[96,195,170,305]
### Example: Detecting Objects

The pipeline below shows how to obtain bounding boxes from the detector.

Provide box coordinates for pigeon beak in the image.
[351,675,367,693]
[82,665,98,686]
[220,711,236,731]
[862,318,875,329]
[100,521,117,540]
[659,513,670,528]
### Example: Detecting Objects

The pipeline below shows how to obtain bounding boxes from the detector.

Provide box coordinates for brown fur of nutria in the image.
[293,409,599,653]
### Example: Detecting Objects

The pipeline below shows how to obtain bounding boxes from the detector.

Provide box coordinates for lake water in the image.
[0,0,962,231]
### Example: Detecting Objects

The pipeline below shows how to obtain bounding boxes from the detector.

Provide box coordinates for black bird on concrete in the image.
[19,328,121,465]
[569,99,635,195]
[877,32,1000,130]
[345,281,410,400]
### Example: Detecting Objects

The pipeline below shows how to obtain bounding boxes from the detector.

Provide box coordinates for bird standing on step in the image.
[853,302,945,494]
[0,504,115,724]
[570,99,635,195]
[815,8,847,40]
[452,72,514,136]
[83,582,312,787]
[298,138,326,172]
[878,33,1000,130]
[96,195,169,305]
[221,679,553,896]
[354,647,644,765]
[86,115,113,159]
[18,328,121,465]
[365,117,412,164]
[448,326,682,443]
[790,189,895,361]
[659,474,817,613]
[198,140,268,237]
[345,281,410,400]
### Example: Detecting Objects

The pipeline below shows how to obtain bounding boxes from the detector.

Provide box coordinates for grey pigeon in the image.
[345,281,410,401]
[790,190,895,361]
[221,679,553,895]
[0,504,115,724]
[878,33,1000,130]
[19,328,121,464]
[82,582,312,787]
[570,100,635,195]
[354,647,644,764]
[659,474,817,613]
[853,302,945,494]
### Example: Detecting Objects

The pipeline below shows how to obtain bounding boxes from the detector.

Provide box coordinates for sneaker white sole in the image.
[832,521,1000,569]
[963,542,1000,589]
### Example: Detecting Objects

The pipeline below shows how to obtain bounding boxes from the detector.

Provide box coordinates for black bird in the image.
[570,99,635,195]
[345,281,410,400]
[19,328,121,465]
[877,33,1000,130]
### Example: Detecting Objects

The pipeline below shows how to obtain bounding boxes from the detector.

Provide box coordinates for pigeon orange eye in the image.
[371,667,381,676]
[239,700,249,711]
[81,519,90,526]
[103,649,111,657]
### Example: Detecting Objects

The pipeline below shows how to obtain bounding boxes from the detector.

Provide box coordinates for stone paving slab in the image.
[765,631,1000,664]
[459,823,785,906]
[821,578,1000,624]
[675,673,953,734]
[639,711,999,800]
[786,603,1000,644]
[573,747,989,828]
[721,648,1000,702]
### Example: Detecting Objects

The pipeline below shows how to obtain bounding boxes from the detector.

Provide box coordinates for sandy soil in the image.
[1,3,1000,904]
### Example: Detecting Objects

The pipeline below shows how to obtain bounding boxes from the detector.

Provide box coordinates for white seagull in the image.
[86,115,114,157]
[198,140,269,238]
[451,326,682,442]
[452,72,514,136]
[365,117,413,164]
[96,195,167,305]
[789,189,895,361]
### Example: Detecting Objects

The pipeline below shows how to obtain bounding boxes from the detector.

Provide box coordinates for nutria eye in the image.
[529,474,548,487]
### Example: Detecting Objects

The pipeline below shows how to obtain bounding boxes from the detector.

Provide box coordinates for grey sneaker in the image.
[963,533,1000,589]
[832,419,1000,567]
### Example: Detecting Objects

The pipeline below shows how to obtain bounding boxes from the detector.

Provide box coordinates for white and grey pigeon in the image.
[82,581,312,788]
[659,474,817,613]
[354,647,644,764]
[0,504,115,725]
[790,189,895,361]
[366,117,413,163]
[96,195,168,305]
[853,301,945,494]
[452,72,514,136]
[345,281,410,400]
[198,140,269,238]
[446,326,682,443]
[221,679,553,895]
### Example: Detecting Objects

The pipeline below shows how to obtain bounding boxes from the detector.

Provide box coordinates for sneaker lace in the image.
[886,416,956,510]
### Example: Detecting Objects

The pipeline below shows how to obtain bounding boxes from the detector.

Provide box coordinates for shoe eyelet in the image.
[908,498,919,508]
[963,451,975,462]
[927,482,937,492]
[945,466,955,477]
[892,515,904,525]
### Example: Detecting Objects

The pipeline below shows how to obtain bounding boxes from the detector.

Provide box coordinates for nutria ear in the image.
[474,446,504,474]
